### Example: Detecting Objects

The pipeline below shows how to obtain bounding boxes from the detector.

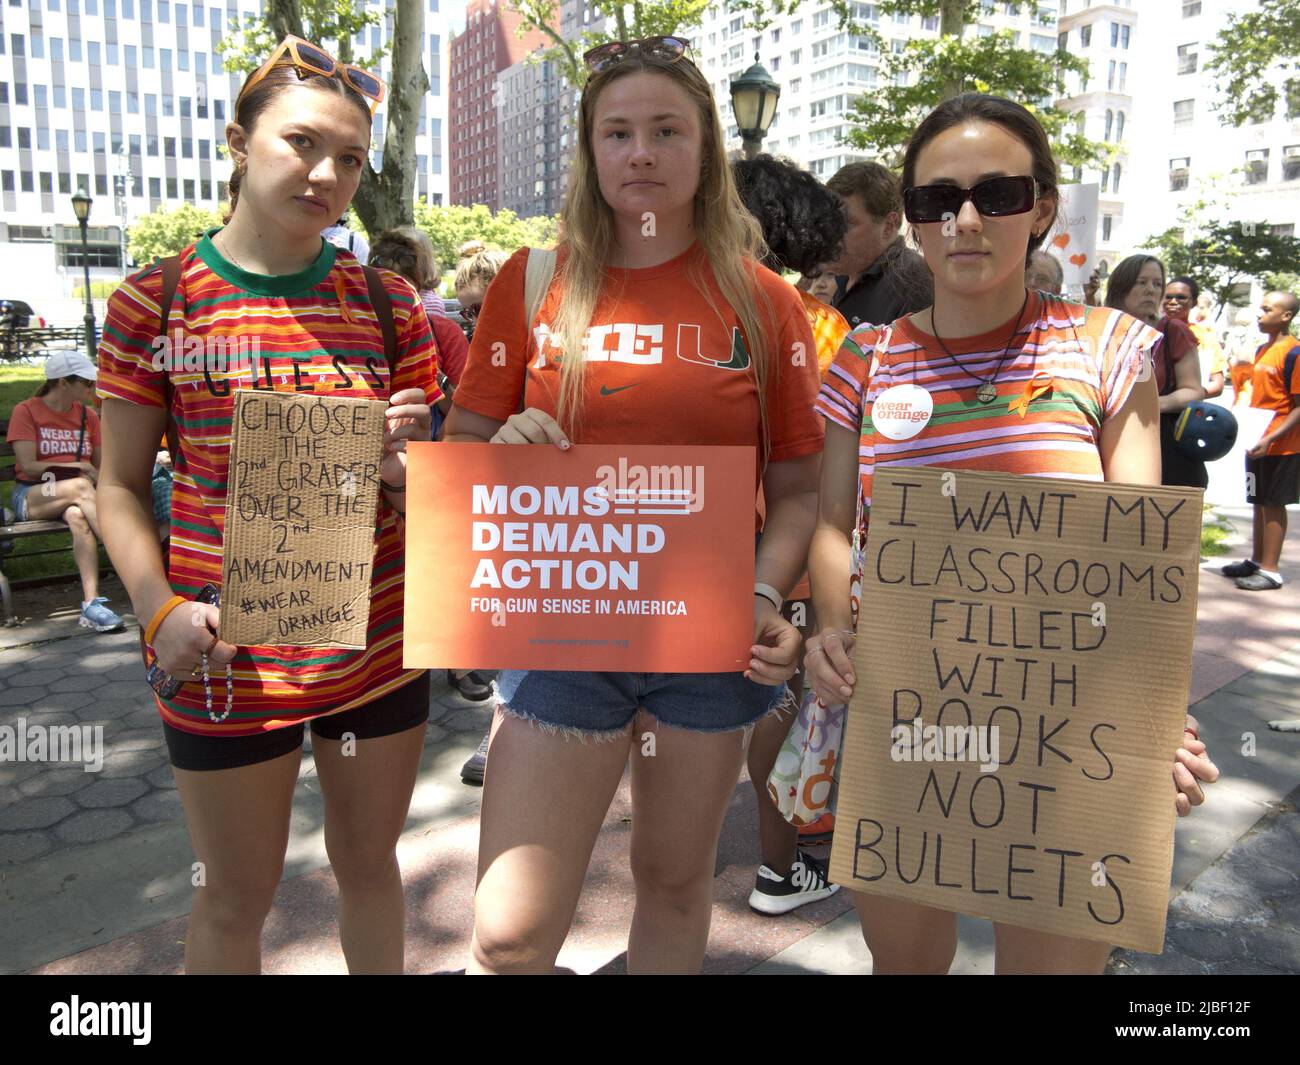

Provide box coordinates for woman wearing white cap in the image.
[4,351,124,631]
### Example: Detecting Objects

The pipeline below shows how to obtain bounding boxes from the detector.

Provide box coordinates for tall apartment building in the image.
[1055,0,1137,280]
[1124,0,1300,283]
[0,0,457,306]
[447,0,546,210]
[695,1,1061,179]
[497,51,561,218]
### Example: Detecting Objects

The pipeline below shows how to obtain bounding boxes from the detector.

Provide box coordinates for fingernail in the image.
[841,686,851,696]
[847,674,855,684]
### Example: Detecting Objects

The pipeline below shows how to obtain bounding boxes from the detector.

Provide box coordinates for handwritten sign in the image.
[402,443,757,672]
[829,467,1202,952]
[1050,183,1100,294]
[219,390,388,649]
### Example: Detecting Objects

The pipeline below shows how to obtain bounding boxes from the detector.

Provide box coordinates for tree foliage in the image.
[217,0,427,237]
[412,200,561,275]
[127,204,224,264]
[1204,0,1300,127]
[1142,208,1300,311]
[509,0,713,90]
[844,0,1104,169]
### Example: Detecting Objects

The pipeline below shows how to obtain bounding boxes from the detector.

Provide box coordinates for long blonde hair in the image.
[553,52,775,447]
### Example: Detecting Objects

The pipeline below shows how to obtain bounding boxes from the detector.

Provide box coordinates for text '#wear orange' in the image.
[96,233,441,736]
[1250,335,1300,456]
[453,243,825,522]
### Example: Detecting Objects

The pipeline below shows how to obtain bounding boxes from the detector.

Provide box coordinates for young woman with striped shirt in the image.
[95,39,438,974]
[805,94,1219,974]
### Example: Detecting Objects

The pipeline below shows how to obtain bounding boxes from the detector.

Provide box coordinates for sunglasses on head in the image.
[583,36,692,74]
[236,36,387,116]
[902,175,1039,225]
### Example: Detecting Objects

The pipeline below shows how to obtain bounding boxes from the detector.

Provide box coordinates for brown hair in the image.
[225,60,372,221]
[369,226,438,290]
[901,93,1060,266]
[826,161,902,221]
[1104,254,1165,312]
[35,376,82,398]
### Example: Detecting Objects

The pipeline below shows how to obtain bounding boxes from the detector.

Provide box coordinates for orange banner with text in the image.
[402,443,758,672]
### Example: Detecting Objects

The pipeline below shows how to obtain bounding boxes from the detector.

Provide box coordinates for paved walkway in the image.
[2,505,1298,975]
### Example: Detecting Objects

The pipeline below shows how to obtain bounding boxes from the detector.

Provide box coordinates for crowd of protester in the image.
[29,28,1300,975]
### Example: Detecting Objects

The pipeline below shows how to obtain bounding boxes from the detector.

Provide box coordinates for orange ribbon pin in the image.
[1008,371,1054,418]
[335,274,356,323]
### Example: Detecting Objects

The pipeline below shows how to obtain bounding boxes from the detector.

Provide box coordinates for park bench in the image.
[0,417,76,625]
[0,326,87,363]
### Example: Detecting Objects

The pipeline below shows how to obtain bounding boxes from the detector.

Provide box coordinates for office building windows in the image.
[149,176,160,198]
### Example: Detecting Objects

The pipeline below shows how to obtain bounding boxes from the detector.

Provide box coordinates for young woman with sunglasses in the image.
[443,36,823,973]
[807,94,1218,974]
[95,38,440,974]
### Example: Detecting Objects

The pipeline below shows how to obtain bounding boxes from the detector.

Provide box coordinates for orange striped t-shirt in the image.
[96,232,441,736]
[815,293,1158,535]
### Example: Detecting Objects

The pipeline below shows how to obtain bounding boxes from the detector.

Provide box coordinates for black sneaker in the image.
[460,730,490,786]
[1221,559,1260,578]
[448,669,493,701]
[748,850,840,915]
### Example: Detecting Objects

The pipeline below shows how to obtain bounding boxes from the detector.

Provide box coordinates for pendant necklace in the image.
[930,290,1030,405]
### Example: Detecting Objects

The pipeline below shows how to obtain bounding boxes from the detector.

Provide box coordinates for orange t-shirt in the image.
[5,397,101,481]
[1250,335,1300,456]
[454,243,824,512]
[799,289,851,378]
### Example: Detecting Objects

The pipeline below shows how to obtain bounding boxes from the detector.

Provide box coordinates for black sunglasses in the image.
[462,303,482,321]
[903,175,1039,225]
[583,36,692,74]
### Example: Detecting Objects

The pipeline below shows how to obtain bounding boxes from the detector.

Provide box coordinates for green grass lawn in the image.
[1,361,102,582]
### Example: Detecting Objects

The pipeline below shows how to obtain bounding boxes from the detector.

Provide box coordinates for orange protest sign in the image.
[403,444,758,672]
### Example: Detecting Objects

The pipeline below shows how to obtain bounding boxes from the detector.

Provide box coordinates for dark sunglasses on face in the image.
[903,175,1039,225]
[583,36,692,74]
[1164,294,1191,303]
[462,303,482,321]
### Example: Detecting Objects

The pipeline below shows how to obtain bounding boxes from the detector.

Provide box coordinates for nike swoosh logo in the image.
[599,384,639,396]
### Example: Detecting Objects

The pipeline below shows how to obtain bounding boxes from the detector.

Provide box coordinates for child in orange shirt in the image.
[1222,291,1300,590]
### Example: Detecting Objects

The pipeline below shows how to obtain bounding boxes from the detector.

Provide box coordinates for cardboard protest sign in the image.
[219,390,388,649]
[1049,183,1100,293]
[829,467,1202,953]
[403,443,756,672]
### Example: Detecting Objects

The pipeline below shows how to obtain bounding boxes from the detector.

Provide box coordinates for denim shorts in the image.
[495,669,788,737]
[11,482,35,521]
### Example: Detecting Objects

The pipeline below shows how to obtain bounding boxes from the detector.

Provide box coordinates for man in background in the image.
[824,161,932,329]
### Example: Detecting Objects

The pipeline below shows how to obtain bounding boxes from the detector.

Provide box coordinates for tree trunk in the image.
[353,0,428,236]
[267,0,304,41]
[939,0,967,101]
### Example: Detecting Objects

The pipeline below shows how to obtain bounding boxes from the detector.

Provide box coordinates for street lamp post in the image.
[730,56,781,160]
[71,188,97,364]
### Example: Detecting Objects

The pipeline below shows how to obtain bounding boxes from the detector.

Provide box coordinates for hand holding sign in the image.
[381,387,434,487]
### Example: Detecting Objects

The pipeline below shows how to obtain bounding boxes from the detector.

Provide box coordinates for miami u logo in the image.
[676,324,751,371]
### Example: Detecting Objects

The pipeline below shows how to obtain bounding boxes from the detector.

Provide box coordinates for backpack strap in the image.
[156,254,183,463]
[362,265,397,367]
[524,247,558,330]
[1284,344,1300,407]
